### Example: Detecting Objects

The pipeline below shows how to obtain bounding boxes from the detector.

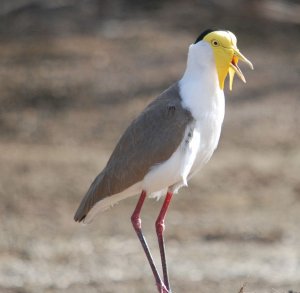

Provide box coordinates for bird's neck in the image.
[179,43,224,120]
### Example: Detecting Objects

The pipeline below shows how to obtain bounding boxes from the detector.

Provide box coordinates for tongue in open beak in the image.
[228,50,254,91]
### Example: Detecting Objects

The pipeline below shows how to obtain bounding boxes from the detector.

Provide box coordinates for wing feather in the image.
[74,83,193,222]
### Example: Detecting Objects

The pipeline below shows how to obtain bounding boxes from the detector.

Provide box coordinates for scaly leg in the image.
[131,190,169,293]
[155,191,173,292]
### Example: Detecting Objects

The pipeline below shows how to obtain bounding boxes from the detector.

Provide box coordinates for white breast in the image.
[190,104,224,176]
[179,41,225,176]
[143,42,225,199]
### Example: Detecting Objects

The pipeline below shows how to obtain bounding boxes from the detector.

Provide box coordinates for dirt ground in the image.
[0,2,300,293]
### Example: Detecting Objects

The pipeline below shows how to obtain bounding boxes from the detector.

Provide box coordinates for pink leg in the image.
[155,191,173,292]
[131,191,169,293]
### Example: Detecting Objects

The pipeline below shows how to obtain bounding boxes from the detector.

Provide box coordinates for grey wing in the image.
[74,84,193,222]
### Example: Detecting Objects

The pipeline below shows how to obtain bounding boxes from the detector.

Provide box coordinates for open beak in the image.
[228,48,253,90]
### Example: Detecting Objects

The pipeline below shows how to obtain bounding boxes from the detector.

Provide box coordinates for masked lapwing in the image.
[74,29,253,293]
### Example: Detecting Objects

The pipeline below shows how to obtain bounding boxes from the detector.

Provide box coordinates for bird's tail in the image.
[74,172,141,224]
[74,172,105,223]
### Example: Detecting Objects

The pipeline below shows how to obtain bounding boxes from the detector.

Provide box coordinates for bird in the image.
[74,29,253,293]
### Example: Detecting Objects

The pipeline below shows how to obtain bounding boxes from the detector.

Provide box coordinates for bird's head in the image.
[194,29,253,91]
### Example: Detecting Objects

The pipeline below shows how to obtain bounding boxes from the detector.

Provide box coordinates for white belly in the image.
[142,123,200,196]
[84,116,223,223]
[190,115,223,175]
[142,114,223,199]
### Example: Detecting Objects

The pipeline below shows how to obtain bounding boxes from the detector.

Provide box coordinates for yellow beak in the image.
[228,48,254,90]
[213,46,253,91]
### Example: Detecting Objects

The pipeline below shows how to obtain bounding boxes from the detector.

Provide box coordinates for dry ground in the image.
[0,17,300,293]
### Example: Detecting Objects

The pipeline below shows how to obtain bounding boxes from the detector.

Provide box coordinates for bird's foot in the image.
[157,282,170,293]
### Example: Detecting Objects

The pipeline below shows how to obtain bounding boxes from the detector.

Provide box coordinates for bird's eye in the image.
[211,40,219,47]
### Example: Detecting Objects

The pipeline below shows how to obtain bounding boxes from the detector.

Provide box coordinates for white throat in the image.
[179,41,224,121]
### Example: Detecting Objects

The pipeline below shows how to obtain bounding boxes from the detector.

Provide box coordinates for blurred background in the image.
[0,0,299,292]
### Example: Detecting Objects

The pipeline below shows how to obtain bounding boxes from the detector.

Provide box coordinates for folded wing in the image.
[74,83,193,222]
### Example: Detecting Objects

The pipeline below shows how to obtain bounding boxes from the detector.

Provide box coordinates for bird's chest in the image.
[183,101,225,173]
[198,112,223,150]
[184,117,220,155]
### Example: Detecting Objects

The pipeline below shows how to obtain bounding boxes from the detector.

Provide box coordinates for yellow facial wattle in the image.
[203,31,253,91]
